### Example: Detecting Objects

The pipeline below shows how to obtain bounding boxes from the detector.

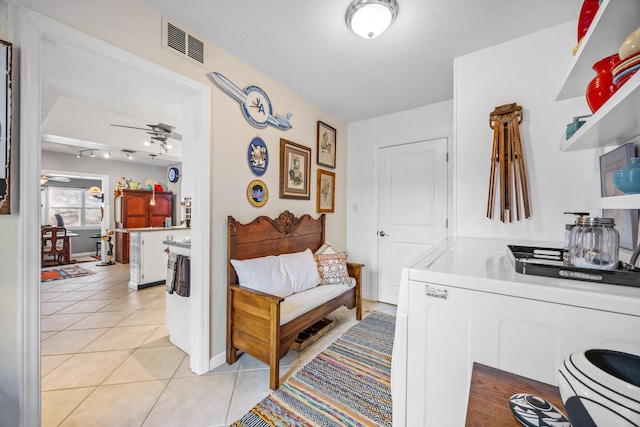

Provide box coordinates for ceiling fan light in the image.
[104,151,111,158]
[90,150,96,158]
[76,152,82,159]
[346,0,398,39]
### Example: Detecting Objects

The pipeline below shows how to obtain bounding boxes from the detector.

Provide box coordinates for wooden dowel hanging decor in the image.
[487,103,531,222]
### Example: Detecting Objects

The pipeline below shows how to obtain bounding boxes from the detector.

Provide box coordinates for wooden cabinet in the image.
[114,189,173,263]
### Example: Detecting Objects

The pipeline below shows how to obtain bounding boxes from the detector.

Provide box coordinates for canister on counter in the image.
[568,216,619,271]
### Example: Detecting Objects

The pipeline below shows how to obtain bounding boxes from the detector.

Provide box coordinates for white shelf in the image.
[588,193,640,210]
[559,71,640,151]
[557,0,640,152]
[556,0,640,101]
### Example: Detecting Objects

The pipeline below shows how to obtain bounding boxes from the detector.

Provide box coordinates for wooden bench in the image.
[227,211,362,390]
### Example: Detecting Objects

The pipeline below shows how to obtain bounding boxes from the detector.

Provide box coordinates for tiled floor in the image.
[41,262,397,427]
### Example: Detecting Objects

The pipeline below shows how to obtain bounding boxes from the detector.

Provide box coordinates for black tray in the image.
[507,245,640,288]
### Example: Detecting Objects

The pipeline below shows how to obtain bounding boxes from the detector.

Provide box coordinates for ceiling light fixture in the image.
[75,148,131,160]
[346,0,398,39]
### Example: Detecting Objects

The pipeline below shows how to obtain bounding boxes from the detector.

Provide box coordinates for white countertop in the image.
[406,237,640,316]
[163,237,191,249]
[116,226,190,233]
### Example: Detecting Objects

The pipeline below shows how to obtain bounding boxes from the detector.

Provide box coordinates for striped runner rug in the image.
[230,311,395,427]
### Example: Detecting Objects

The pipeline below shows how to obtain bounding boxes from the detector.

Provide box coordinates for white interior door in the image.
[377,138,448,304]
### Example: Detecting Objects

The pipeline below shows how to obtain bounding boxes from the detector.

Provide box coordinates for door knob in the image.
[378,230,389,237]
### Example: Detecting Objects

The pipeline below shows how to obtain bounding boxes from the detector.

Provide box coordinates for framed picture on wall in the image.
[279,138,311,199]
[0,40,12,215]
[317,169,335,213]
[317,121,336,168]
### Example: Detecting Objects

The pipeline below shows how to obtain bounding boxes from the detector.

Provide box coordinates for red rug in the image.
[41,266,96,282]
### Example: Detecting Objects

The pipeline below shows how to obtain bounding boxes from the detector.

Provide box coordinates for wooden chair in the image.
[41,226,69,265]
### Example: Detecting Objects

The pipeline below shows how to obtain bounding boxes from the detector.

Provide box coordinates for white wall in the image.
[346,101,453,299]
[454,21,593,242]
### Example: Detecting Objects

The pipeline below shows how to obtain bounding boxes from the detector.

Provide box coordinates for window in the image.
[45,187,102,228]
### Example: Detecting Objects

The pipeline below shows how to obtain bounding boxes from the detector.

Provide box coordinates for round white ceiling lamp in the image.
[346,0,399,39]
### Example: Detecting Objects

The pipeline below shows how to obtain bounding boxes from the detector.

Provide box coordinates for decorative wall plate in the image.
[247,179,268,207]
[248,136,268,176]
[242,85,273,128]
[209,72,292,131]
[168,167,179,183]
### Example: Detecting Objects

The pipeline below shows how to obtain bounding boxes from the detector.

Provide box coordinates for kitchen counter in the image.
[163,237,191,249]
[127,228,191,290]
[116,226,189,233]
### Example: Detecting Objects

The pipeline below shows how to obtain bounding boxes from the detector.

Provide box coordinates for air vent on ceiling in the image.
[162,17,205,67]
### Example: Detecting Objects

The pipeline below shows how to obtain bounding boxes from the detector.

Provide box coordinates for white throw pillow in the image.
[230,255,293,298]
[315,243,337,255]
[279,248,321,293]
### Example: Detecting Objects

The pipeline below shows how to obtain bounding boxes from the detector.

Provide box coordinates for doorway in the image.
[376,138,448,304]
[20,8,211,423]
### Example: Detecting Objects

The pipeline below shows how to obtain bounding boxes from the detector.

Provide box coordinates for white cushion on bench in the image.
[279,248,321,293]
[280,280,355,326]
[230,255,292,298]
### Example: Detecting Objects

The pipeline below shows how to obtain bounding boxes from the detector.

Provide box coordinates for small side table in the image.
[465,363,565,426]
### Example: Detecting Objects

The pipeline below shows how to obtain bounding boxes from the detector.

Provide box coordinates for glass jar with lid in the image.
[568,217,619,271]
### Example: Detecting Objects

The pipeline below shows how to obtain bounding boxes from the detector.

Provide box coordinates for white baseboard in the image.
[210,350,226,371]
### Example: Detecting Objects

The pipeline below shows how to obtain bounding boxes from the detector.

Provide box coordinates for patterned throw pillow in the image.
[314,252,350,285]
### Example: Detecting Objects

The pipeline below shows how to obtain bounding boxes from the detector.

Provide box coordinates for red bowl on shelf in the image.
[586,54,618,113]
[578,0,600,43]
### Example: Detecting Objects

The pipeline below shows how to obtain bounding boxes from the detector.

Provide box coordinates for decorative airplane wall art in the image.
[209,72,292,131]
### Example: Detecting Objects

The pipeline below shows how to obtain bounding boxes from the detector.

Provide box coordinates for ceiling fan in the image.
[110,123,182,153]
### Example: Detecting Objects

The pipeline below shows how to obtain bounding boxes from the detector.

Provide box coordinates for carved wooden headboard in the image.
[227,210,326,287]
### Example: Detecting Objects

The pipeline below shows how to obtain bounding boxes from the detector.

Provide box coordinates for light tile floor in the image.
[41,262,397,427]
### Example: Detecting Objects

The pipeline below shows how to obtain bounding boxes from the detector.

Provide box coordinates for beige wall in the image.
[5,1,347,420]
